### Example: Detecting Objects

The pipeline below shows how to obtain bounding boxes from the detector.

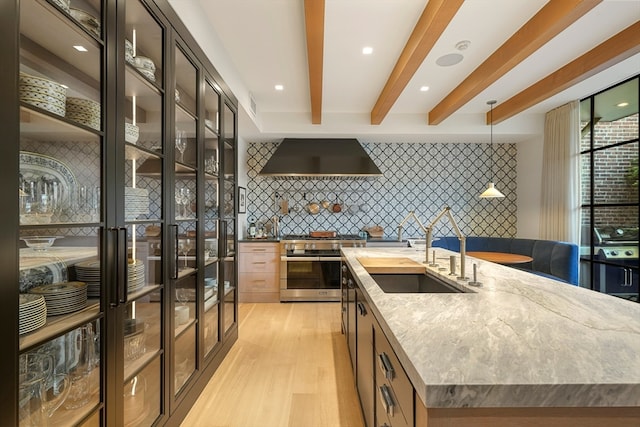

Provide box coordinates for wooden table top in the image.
[467,251,533,265]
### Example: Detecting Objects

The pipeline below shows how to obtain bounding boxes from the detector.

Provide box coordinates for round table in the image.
[467,251,533,265]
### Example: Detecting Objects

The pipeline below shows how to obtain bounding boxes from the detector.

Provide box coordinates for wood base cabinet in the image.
[238,242,279,302]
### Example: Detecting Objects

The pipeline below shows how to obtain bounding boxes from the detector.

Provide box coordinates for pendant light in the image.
[480,100,505,198]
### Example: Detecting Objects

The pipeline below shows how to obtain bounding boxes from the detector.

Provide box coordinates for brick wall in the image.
[581,113,638,227]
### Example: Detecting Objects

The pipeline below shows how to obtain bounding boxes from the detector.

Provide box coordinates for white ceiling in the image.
[171,0,640,144]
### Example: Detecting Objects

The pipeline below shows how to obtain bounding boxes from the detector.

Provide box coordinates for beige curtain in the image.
[539,101,580,243]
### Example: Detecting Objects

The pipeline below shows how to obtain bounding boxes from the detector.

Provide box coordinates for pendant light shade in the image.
[480,100,505,199]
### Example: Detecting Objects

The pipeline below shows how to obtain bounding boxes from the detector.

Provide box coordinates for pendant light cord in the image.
[488,100,496,181]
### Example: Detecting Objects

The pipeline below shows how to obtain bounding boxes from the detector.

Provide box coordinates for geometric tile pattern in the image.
[245,141,517,239]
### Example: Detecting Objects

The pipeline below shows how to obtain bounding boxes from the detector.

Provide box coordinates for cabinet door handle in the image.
[357,301,367,316]
[252,249,266,252]
[378,352,395,380]
[378,384,395,417]
[117,227,128,304]
[170,224,179,279]
[107,227,118,308]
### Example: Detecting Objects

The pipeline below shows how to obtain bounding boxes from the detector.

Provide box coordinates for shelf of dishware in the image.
[21,0,102,81]
[20,104,102,141]
[19,300,100,352]
[125,65,162,108]
[20,246,98,268]
[48,366,101,427]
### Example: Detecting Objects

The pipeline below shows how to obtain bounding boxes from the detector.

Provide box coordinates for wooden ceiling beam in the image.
[370,0,464,125]
[428,0,603,125]
[490,21,640,125]
[304,0,325,124]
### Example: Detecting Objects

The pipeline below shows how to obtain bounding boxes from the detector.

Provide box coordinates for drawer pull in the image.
[252,249,267,252]
[379,384,395,417]
[357,302,367,316]
[378,352,395,381]
[253,261,267,264]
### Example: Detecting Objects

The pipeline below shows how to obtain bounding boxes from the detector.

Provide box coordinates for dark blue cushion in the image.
[432,236,579,285]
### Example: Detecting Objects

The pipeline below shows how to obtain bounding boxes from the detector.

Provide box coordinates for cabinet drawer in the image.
[375,327,413,427]
[239,251,279,273]
[239,272,279,292]
[239,242,278,253]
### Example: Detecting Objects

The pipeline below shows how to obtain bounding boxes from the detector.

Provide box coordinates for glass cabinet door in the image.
[203,79,221,357]
[18,0,103,424]
[221,103,237,336]
[173,44,198,396]
[122,0,164,425]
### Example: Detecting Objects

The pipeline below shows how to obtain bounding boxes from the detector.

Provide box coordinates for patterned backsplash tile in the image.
[246,141,517,239]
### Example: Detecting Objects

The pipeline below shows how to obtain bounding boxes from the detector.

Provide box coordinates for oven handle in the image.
[318,257,343,262]
[282,256,321,262]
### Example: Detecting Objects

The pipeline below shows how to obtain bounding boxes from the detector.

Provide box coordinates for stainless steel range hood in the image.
[259,138,382,180]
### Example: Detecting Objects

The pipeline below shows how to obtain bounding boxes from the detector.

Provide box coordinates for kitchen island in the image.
[341,247,640,426]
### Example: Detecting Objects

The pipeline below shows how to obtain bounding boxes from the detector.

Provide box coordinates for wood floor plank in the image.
[181,303,365,427]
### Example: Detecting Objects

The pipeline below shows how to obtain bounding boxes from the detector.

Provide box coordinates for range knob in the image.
[625,250,634,256]
[332,243,339,250]
[311,243,316,249]
[610,250,618,256]
[284,243,290,251]
[305,243,311,250]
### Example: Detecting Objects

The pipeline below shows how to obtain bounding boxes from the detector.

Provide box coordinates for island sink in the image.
[370,273,465,293]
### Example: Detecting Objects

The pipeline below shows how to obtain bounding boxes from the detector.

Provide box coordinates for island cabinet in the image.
[355,288,374,427]
[342,248,640,427]
[238,242,279,302]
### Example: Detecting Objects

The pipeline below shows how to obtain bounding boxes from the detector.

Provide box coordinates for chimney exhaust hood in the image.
[259,138,382,180]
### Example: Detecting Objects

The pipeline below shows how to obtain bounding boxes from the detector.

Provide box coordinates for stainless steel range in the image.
[593,226,639,301]
[280,233,365,302]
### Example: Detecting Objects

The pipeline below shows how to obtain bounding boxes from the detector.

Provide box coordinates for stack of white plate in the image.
[30,281,88,316]
[19,294,47,335]
[133,56,156,82]
[124,187,149,220]
[128,259,145,293]
[125,122,139,144]
[19,72,67,117]
[74,260,101,297]
[125,39,135,65]
[66,97,100,130]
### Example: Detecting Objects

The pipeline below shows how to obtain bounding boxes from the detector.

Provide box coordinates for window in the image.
[579,76,639,302]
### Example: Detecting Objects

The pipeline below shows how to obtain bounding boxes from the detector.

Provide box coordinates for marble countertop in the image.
[342,247,640,409]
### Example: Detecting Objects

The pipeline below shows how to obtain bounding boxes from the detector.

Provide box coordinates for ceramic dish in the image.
[51,0,71,12]
[19,258,69,293]
[133,56,156,72]
[136,68,156,82]
[19,151,77,224]
[19,72,66,95]
[70,8,100,37]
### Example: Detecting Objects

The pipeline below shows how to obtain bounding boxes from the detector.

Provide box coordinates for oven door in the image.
[280,256,342,301]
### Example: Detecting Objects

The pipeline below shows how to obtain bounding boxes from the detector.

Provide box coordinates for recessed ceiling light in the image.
[275,84,284,91]
[436,53,463,67]
[420,86,430,92]
[73,45,88,52]
[617,102,629,107]
[362,46,373,55]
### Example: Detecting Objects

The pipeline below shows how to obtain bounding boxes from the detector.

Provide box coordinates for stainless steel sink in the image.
[370,273,465,293]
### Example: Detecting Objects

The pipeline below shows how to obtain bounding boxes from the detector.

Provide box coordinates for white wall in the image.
[516,132,545,239]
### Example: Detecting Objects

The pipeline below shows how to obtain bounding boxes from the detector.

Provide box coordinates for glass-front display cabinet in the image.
[222,102,237,336]
[120,0,166,425]
[2,0,238,425]
[17,0,104,425]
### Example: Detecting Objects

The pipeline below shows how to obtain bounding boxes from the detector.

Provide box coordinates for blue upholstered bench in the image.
[431,236,579,285]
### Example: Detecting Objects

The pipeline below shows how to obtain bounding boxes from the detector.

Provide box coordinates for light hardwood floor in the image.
[181,303,365,427]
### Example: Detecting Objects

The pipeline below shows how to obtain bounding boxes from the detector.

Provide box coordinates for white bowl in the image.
[175,305,189,325]
[21,236,62,251]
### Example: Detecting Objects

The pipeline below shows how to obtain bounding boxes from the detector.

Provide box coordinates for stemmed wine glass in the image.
[181,188,191,218]
[175,187,185,219]
[178,238,192,269]
[175,129,186,163]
